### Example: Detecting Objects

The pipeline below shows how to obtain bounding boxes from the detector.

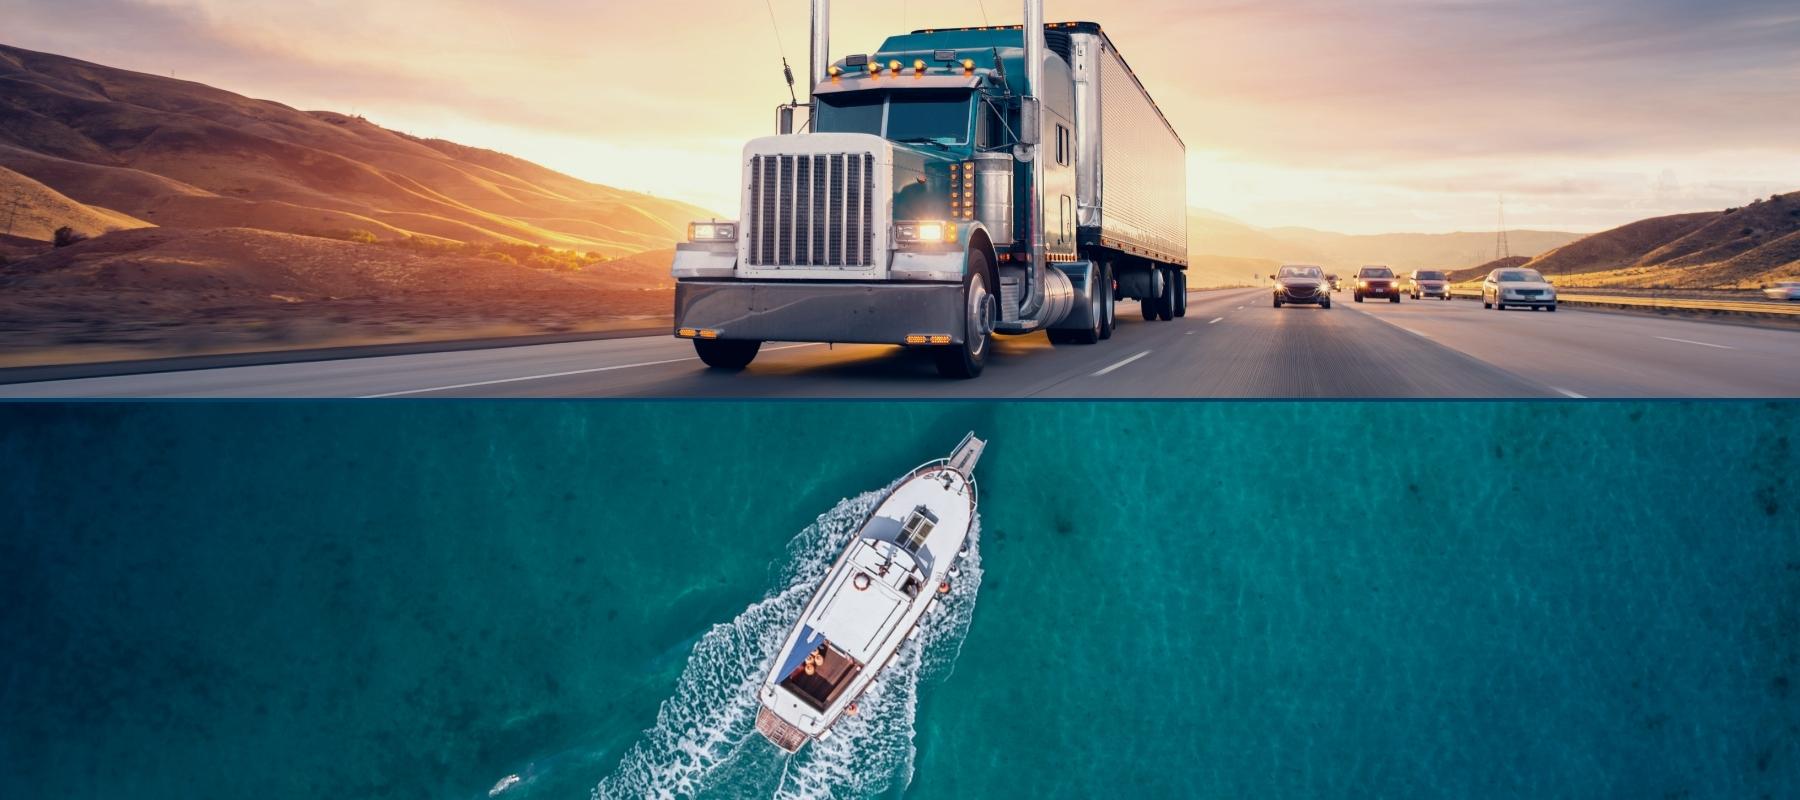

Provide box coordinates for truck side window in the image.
[1055,125,1070,166]
[979,101,1004,149]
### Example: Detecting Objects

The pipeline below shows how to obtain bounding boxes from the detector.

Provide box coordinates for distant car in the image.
[1327,274,1341,292]
[1354,266,1401,303]
[1271,265,1332,309]
[1764,281,1800,301]
[1483,268,1558,311]
[1405,270,1452,300]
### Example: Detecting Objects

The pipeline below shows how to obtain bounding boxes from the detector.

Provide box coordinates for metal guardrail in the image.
[1447,289,1800,318]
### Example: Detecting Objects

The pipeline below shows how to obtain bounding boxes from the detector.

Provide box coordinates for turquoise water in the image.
[3,402,1796,799]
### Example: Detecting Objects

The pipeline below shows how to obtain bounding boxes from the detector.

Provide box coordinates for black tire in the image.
[1273,296,1283,308]
[935,255,994,379]
[1549,304,1558,313]
[1391,294,1401,304]
[1156,267,1176,321]
[694,339,761,371]
[1483,298,1492,309]
[1141,275,1161,320]
[1099,263,1116,340]
[1173,271,1189,318]
[1322,297,1332,309]
[1354,292,1364,303]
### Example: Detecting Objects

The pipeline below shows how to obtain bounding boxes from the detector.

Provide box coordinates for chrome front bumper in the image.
[674,280,967,345]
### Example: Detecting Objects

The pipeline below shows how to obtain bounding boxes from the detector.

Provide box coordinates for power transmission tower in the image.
[1495,195,1511,262]
[3,189,19,238]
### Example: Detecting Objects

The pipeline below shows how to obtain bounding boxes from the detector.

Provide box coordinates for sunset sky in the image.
[6,0,1798,234]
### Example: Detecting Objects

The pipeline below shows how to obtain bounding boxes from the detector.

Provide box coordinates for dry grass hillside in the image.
[1513,192,1800,288]
[0,228,672,366]
[1447,256,1531,283]
[0,164,151,241]
[0,43,711,364]
[0,43,709,254]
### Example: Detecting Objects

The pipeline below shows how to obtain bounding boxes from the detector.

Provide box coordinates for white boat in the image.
[754,433,987,753]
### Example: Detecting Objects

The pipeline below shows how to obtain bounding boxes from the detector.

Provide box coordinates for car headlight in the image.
[895,220,956,247]
[688,221,737,242]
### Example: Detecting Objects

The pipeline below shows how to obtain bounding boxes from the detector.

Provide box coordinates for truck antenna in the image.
[761,0,799,105]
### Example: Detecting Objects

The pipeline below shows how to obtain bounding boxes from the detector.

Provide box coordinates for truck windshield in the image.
[815,91,973,145]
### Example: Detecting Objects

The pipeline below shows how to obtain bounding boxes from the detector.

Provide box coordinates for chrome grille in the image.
[747,153,875,268]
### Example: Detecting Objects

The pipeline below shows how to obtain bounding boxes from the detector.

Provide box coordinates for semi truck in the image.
[672,0,1189,378]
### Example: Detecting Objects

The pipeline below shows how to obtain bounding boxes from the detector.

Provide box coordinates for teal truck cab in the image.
[673,0,1189,378]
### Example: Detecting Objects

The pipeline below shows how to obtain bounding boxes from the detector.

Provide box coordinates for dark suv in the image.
[1355,266,1401,303]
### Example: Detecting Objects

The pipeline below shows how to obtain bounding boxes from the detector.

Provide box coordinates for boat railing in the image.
[896,432,985,505]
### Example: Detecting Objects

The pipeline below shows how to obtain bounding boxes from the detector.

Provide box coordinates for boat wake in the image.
[591,485,985,800]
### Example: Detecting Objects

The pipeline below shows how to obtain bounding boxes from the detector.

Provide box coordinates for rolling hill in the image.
[0,43,709,254]
[1512,192,1800,288]
[1185,210,1582,285]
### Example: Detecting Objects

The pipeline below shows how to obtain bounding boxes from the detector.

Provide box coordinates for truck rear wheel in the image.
[935,257,993,379]
[1099,263,1116,340]
[694,339,761,371]
[1173,271,1188,318]
[1156,266,1176,321]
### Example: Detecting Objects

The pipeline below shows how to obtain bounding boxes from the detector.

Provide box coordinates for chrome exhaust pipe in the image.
[1017,0,1055,323]
[810,0,831,97]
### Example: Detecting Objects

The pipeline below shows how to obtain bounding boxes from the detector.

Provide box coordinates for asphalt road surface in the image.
[3,288,1796,398]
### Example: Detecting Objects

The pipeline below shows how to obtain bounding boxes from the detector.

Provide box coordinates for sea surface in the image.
[3,402,1796,799]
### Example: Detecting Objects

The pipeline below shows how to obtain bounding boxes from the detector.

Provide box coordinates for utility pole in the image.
[3,189,20,238]
[1495,195,1511,262]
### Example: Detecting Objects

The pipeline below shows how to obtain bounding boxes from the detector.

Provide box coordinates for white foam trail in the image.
[593,488,985,800]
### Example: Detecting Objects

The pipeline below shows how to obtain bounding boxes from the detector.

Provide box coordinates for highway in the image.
[2,288,1795,398]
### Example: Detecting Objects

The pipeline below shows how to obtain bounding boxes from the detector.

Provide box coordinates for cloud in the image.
[2,0,1797,231]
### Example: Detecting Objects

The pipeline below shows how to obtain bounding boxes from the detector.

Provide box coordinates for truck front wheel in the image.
[694,339,761,371]
[935,257,994,379]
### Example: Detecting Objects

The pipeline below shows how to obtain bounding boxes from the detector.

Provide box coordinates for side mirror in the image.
[777,105,796,136]
[1019,97,1042,146]
[1268,274,1277,281]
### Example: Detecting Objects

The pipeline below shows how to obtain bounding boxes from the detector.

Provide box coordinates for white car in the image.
[1764,281,1800,301]
[1483,268,1558,312]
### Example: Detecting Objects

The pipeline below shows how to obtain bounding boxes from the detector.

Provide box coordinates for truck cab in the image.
[673,2,1188,378]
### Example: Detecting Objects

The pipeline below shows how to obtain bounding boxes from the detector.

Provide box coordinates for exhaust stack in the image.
[810,0,831,97]
[1018,0,1051,320]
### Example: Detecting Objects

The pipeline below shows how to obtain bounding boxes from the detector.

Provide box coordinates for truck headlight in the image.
[895,221,956,248]
[688,221,737,242]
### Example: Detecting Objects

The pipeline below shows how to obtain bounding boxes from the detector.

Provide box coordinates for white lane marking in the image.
[1093,350,1152,377]
[1208,317,1224,324]
[361,344,818,398]
[1399,327,1430,338]
[1552,388,1587,399]
[1656,336,1733,351]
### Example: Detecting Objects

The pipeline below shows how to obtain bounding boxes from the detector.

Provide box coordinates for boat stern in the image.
[755,703,810,753]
